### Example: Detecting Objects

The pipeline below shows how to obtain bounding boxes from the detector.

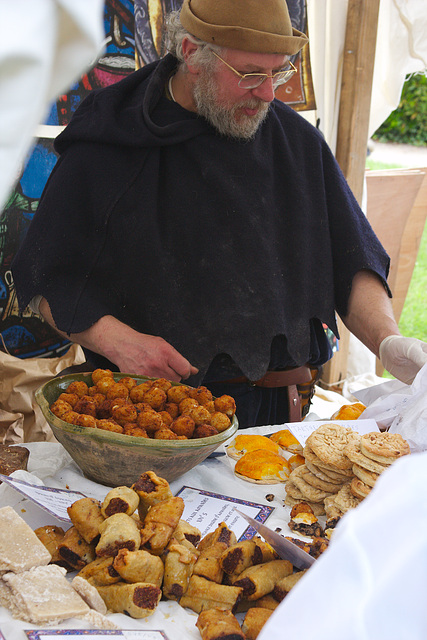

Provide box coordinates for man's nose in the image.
[251,77,275,102]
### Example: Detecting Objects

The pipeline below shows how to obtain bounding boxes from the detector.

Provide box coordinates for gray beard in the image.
[193,72,270,141]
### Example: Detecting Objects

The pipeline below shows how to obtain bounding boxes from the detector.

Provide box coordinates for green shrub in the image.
[373,72,427,146]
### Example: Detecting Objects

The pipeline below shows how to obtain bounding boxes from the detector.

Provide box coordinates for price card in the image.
[25,631,169,640]
[176,486,273,539]
[287,418,380,447]
[0,474,85,522]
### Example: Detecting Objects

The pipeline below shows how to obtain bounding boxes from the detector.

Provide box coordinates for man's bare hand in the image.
[38,301,198,381]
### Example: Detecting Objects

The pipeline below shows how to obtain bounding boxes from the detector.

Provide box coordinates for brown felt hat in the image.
[180,0,308,55]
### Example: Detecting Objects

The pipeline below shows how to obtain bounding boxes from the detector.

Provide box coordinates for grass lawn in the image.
[365,157,427,376]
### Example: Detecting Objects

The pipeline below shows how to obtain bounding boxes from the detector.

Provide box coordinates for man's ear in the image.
[182,38,201,75]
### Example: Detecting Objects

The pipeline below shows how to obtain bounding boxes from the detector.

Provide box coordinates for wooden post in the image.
[321,0,381,387]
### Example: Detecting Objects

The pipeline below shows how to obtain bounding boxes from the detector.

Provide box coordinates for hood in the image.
[55,55,207,154]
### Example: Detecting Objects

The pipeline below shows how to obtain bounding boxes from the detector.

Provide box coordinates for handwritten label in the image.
[0,475,85,522]
[287,418,379,447]
[177,486,273,539]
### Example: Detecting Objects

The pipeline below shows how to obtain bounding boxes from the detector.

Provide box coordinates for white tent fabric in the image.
[305,0,427,152]
[0,0,105,208]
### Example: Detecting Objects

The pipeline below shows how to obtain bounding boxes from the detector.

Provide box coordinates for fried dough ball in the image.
[87,385,101,397]
[123,424,148,438]
[167,385,191,404]
[209,411,231,433]
[133,402,153,414]
[152,378,172,393]
[74,396,97,418]
[188,405,212,426]
[112,404,138,426]
[57,393,79,407]
[92,368,114,384]
[158,411,173,427]
[118,376,137,391]
[97,397,128,419]
[129,382,154,404]
[171,415,195,438]
[154,428,180,440]
[143,386,167,411]
[111,397,129,408]
[61,410,80,424]
[74,414,97,429]
[50,399,73,418]
[193,424,219,439]
[214,395,236,417]
[90,393,107,410]
[179,398,199,415]
[96,419,123,434]
[189,386,213,405]
[66,381,89,397]
[164,402,179,419]
[136,410,164,435]
[106,382,130,400]
[97,399,115,419]
[204,400,216,414]
[95,376,116,395]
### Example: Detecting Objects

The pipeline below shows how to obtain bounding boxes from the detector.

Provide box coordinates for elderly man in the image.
[11,0,427,427]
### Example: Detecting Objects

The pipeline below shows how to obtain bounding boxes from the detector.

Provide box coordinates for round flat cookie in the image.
[303,445,354,477]
[288,466,335,503]
[284,494,325,517]
[334,483,362,513]
[360,432,410,464]
[299,465,342,493]
[352,463,379,488]
[350,476,371,499]
[305,460,348,485]
[306,424,360,470]
[285,480,306,501]
[344,441,389,474]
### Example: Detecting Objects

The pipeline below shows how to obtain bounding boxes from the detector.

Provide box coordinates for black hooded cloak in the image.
[12,54,390,391]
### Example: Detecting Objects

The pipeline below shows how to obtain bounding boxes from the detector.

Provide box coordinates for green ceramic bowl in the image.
[35,372,238,487]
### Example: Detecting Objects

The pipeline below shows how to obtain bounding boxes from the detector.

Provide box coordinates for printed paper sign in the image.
[0,474,85,522]
[177,486,273,539]
[25,630,169,640]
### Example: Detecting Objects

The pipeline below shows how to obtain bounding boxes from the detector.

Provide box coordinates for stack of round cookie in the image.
[323,431,411,523]
[284,424,359,516]
[344,431,411,500]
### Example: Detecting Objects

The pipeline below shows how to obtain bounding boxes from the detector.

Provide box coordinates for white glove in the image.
[379,335,427,385]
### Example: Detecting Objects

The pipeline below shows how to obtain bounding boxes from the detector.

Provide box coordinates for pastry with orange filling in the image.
[226,434,282,461]
[234,450,291,484]
[269,429,302,454]
[331,402,366,420]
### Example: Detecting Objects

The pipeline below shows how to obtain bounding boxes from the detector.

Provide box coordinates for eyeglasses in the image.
[209,49,297,90]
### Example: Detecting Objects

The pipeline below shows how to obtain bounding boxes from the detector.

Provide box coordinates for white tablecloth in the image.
[0,433,297,640]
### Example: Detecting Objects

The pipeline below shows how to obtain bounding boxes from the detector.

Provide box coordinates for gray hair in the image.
[164,10,222,72]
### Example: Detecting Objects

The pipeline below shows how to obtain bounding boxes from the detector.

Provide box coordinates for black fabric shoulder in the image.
[12,141,148,333]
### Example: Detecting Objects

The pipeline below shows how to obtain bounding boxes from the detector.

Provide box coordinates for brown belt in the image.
[214,365,312,388]
[213,366,313,423]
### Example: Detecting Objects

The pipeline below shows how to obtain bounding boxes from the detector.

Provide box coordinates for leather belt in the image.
[214,365,312,388]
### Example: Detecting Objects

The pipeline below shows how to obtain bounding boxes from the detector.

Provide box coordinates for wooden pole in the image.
[321,0,381,387]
